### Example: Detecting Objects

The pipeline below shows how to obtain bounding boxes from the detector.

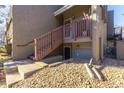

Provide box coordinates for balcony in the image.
[63,16,92,43]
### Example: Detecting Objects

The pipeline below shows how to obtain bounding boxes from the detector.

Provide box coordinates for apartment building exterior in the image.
[5,5,62,59]
[5,5,107,63]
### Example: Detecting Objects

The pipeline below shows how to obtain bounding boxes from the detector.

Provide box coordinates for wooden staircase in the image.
[33,16,92,61]
[34,26,63,61]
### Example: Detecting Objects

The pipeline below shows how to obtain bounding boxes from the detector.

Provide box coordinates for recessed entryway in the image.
[64,47,71,60]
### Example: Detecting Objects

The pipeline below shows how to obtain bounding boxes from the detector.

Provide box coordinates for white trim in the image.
[54,5,74,16]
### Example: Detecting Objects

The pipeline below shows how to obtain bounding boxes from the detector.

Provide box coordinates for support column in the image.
[91,5,100,63]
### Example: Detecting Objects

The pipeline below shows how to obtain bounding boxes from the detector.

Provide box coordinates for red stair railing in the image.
[34,26,63,61]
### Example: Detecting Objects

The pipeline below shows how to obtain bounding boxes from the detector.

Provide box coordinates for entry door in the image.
[64,47,71,60]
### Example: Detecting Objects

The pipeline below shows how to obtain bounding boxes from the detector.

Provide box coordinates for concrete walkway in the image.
[6,72,23,87]
[18,62,48,79]
[4,60,48,87]
[4,59,33,68]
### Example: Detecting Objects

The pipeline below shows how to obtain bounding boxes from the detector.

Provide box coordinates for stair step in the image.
[6,72,23,87]
[18,62,48,79]
[4,66,18,74]
[6,62,48,87]
[35,62,48,67]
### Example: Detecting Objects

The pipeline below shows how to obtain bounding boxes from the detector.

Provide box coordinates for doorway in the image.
[64,47,71,60]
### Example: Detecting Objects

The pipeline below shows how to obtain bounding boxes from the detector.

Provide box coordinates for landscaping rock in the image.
[1,58,124,88]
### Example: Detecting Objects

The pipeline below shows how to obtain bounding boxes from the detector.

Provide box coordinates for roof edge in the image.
[54,5,75,16]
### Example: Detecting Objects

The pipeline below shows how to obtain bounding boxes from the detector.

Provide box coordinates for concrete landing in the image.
[35,61,48,67]
[18,62,48,79]
[6,72,22,87]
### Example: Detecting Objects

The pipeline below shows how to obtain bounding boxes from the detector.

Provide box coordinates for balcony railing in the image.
[63,16,92,40]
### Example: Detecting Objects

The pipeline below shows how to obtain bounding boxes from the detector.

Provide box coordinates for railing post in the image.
[75,21,77,40]
[71,21,75,40]
[61,27,63,43]
[51,32,52,49]
[34,39,38,61]
[90,17,92,39]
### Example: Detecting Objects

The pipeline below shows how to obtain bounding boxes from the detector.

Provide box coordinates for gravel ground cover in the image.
[1,58,124,88]
[0,82,6,88]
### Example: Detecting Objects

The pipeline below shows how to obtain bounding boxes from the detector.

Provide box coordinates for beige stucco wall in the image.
[116,40,124,60]
[91,5,107,62]
[72,42,92,60]
[12,5,61,60]
[72,42,92,49]
[97,6,107,59]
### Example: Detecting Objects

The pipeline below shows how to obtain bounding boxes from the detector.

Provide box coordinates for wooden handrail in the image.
[16,40,34,47]
[34,26,63,61]
[35,26,63,40]
[16,26,62,47]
